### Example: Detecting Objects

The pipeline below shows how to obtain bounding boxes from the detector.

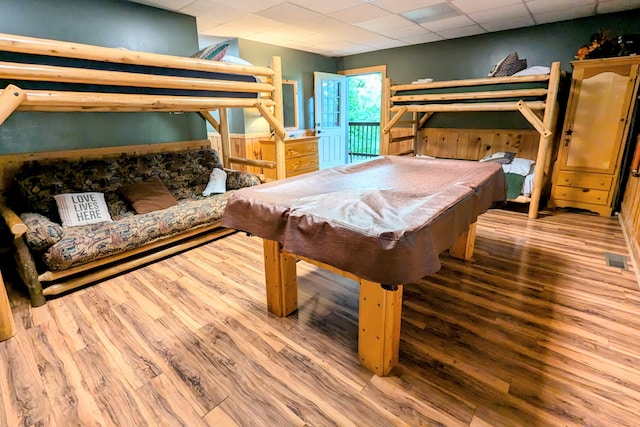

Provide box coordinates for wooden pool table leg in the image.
[449,221,477,261]
[358,280,403,376]
[263,239,298,316]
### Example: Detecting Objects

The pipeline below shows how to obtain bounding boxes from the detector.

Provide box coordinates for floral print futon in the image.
[12,149,261,271]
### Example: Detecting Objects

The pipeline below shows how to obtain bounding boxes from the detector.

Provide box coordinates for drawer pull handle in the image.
[600,181,605,185]
[582,188,590,193]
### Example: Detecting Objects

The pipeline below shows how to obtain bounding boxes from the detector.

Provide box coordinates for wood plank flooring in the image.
[1,207,639,426]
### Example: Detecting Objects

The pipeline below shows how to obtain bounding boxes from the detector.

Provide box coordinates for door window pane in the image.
[321,80,341,128]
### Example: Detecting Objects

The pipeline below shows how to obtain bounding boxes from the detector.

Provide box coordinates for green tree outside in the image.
[348,73,382,156]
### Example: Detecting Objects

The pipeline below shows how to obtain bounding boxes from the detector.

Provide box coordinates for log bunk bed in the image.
[0,32,288,304]
[382,61,562,219]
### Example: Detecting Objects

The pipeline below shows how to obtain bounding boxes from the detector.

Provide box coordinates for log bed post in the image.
[381,77,392,156]
[0,269,16,342]
[14,237,46,307]
[0,84,26,126]
[270,56,287,180]
[529,61,562,219]
[218,108,232,169]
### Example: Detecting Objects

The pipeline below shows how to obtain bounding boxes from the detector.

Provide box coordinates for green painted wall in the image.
[0,0,204,154]
[238,39,338,132]
[339,9,640,129]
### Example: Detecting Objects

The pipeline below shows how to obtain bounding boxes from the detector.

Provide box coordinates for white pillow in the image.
[512,66,551,76]
[203,168,227,196]
[501,158,535,176]
[54,192,113,227]
[220,55,253,66]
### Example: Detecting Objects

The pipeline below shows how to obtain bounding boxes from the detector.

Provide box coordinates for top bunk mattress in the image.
[0,50,260,98]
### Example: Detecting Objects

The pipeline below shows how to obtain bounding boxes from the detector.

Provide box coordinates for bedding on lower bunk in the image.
[502,159,535,199]
[479,153,535,200]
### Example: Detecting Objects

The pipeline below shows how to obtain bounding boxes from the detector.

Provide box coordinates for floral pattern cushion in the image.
[44,192,232,271]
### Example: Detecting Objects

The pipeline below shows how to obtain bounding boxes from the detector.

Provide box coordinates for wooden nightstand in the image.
[260,136,319,180]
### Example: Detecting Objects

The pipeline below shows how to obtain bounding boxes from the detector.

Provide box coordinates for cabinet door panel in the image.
[562,70,630,173]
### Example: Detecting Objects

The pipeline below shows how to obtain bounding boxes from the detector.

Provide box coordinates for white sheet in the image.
[522,166,535,196]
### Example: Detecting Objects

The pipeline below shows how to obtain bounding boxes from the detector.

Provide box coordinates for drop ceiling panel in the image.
[436,24,486,39]
[451,0,523,14]
[329,4,391,24]
[356,14,414,32]
[290,0,366,14]
[256,3,322,23]
[481,15,536,31]
[420,15,476,32]
[401,32,445,44]
[223,14,286,32]
[597,0,640,13]
[179,0,239,19]
[372,0,444,14]
[126,0,637,57]
[526,0,596,14]
[379,23,435,39]
[532,5,597,24]
[207,0,283,13]
[468,4,531,23]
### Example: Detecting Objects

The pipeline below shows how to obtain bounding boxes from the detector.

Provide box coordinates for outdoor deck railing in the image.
[348,121,380,163]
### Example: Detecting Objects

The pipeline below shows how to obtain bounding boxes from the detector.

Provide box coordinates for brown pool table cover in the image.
[222,156,505,284]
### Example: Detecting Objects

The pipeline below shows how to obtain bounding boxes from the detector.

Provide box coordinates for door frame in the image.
[339,65,387,158]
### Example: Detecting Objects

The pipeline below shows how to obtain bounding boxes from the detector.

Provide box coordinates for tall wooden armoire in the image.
[550,56,640,216]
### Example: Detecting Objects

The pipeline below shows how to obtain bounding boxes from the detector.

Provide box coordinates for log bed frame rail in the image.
[382,61,562,219]
[0,32,288,178]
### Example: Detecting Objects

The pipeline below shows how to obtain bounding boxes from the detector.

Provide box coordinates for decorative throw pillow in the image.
[20,212,64,250]
[226,170,262,190]
[488,52,527,77]
[54,192,113,227]
[120,176,178,214]
[479,151,517,164]
[203,168,227,196]
[191,42,230,61]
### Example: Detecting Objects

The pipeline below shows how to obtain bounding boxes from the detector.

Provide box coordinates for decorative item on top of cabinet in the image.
[550,56,640,216]
[260,136,319,180]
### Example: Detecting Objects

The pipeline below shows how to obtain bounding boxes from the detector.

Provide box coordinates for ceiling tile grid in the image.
[127,0,637,56]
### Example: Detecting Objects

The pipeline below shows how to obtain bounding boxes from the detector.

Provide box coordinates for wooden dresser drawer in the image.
[553,186,609,205]
[285,155,319,174]
[284,140,318,158]
[556,171,613,190]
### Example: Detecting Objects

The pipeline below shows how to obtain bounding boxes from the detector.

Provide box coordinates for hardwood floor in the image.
[1,207,639,426]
